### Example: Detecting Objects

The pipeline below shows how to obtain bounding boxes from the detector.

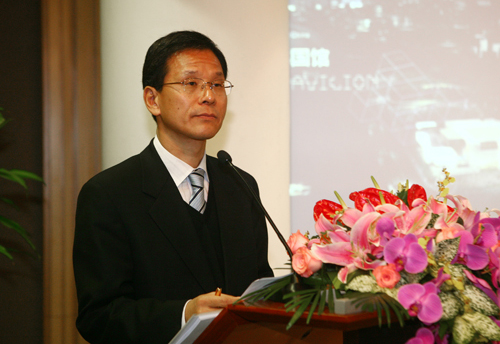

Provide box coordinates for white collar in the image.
[153,136,209,187]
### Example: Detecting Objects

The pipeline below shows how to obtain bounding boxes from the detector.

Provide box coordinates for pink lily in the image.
[315,213,335,235]
[446,195,478,231]
[377,200,431,237]
[341,200,377,228]
[312,212,385,283]
[427,196,459,230]
[435,222,463,243]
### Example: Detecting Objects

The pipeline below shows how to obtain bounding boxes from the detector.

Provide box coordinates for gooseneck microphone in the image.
[217,150,294,259]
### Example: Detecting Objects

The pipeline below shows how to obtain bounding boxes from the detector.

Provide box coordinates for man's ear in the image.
[143,86,161,117]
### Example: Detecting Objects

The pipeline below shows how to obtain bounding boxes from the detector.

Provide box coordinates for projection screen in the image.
[289,0,500,233]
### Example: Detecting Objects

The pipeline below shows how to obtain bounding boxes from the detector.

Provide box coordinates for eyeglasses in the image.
[163,78,234,96]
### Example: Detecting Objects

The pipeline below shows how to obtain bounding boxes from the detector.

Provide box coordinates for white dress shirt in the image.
[153,136,209,327]
[153,136,209,204]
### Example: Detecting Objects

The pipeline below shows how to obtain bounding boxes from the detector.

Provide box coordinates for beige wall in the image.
[101,0,290,273]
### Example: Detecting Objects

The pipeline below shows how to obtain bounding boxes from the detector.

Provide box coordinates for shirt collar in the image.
[153,136,208,187]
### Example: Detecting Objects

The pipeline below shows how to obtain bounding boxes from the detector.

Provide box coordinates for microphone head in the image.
[217,150,232,164]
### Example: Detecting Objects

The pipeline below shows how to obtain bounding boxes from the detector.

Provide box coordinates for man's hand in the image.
[185,291,240,322]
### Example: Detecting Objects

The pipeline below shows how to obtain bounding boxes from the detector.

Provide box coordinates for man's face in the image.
[150,49,227,147]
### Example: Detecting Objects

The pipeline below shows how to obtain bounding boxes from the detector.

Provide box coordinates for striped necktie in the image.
[188,168,206,213]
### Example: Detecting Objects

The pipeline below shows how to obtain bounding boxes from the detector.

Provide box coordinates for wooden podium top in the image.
[194,301,418,344]
[226,300,383,331]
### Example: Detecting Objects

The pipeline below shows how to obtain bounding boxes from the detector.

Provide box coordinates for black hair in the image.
[142,31,228,91]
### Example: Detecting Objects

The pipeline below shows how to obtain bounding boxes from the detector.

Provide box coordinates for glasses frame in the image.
[163,78,234,96]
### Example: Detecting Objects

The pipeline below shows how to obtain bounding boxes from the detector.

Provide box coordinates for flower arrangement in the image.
[244,170,500,344]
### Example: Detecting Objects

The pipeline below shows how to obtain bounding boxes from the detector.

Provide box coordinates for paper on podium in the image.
[243,274,362,315]
[169,275,291,343]
[168,310,221,344]
[241,273,293,297]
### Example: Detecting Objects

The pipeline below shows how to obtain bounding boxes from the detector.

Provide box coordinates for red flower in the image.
[407,184,427,209]
[313,199,342,223]
[349,188,400,211]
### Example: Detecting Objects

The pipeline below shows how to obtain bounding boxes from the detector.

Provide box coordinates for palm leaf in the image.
[0,244,14,259]
[348,292,410,327]
[328,283,335,313]
[1,197,17,208]
[286,292,315,330]
[318,286,327,315]
[0,168,44,188]
[306,290,321,324]
[239,274,294,304]
[0,215,36,251]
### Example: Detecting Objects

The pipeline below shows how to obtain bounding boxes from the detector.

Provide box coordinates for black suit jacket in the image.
[73,141,273,343]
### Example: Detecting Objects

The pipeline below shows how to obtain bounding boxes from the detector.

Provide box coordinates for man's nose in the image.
[199,83,216,103]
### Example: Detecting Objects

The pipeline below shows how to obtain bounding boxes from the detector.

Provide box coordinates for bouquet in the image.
[244,170,500,344]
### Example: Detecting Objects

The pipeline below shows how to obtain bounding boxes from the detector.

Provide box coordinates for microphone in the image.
[217,150,294,259]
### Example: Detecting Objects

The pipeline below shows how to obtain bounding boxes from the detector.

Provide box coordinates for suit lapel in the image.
[207,157,254,293]
[140,142,216,293]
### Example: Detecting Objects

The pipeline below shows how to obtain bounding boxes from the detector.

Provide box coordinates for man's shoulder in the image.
[85,143,159,189]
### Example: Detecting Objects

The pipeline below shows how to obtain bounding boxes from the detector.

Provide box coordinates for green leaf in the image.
[0,244,13,259]
[0,169,44,188]
[462,312,500,341]
[377,294,393,328]
[0,197,16,207]
[328,284,334,313]
[452,315,476,344]
[326,270,337,284]
[349,292,409,328]
[318,287,327,315]
[306,290,321,324]
[463,284,500,316]
[434,237,461,264]
[439,292,463,321]
[0,215,36,251]
[0,168,28,188]
[0,111,11,130]
[346,274,382,293]
[8,169,44,182]
[286,292,315,330]
[438,320,453,339]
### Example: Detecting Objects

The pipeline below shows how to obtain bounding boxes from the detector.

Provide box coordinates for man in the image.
[73,31,274,343]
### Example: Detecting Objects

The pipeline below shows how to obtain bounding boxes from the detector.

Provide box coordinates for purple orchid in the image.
[469,213,498,249]
[384,233,428,273]
[398,282,443,324]
[489,248,500,289]
[406,327,434,344]
[432,268,450,289]
[376,216,395,247]
[452,231,489,270]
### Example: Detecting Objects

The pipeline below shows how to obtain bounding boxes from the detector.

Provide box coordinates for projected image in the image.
[289,0,500,232]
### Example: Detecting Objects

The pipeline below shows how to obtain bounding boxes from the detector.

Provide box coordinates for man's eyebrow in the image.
[181,70,224,77]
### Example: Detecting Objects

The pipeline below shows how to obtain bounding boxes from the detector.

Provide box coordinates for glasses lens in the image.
[183,79,200,94]
[223,80,233,95]
[182,78,233,96]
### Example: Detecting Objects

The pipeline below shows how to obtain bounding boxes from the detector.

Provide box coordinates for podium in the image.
[194,301,419,344]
